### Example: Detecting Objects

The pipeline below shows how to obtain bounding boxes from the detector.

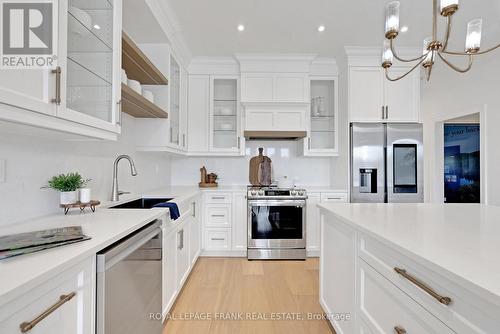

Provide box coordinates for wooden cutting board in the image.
[249,148,272,186]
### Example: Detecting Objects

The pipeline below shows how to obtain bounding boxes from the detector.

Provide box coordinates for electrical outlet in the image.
[0,159,5,183]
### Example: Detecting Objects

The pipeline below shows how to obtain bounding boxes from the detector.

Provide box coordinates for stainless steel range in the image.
[247,186,307,260]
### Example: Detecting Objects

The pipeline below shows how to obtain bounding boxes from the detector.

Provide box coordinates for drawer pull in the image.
[211,196,226,200]
[327,197,342,200]
[211,238,225,241]
[211,214,226,217]
[394,267,452,305]
[20,292,76,332]
[394,326,407,334]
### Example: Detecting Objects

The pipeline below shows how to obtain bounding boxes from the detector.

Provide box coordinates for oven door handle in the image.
[248,200,306,207]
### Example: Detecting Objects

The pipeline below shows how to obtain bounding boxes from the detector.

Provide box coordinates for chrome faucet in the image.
[111,155,137,201]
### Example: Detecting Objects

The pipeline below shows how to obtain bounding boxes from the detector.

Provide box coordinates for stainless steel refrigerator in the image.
[350,123,424,203]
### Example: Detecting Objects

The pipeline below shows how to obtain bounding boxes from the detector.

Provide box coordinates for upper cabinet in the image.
[58,0,122,133]
[241,73,309,103]
[304,77,339,156]
[0,0,123,140]
[347,48,420,123]
[169,54,181,147]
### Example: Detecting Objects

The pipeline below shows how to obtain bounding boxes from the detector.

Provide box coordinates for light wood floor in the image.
[163,257,335,334]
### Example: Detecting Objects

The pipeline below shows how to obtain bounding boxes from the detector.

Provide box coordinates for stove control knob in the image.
[250,190,257,196]
[290,190,297,196]
[258,190,265,196]
[298,191,305,196]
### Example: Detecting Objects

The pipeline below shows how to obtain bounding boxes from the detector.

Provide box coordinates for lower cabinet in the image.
[0,257,94,334]
[162,226,179,314]
[176,220,191,287]
[232,192,247,252]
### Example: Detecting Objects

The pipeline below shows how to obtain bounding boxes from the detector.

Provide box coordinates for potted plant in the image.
[43,173,91,205]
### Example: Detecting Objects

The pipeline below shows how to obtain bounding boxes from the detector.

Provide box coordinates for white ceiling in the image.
[164,0,500,58]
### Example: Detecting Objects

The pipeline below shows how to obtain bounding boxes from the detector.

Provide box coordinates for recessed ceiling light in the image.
[317,25,326,32]
[237,24,245,32]
[93,24,101,30]
[400,25,409,33]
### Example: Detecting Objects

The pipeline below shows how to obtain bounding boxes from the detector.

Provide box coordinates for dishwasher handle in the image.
[97,220,162,272]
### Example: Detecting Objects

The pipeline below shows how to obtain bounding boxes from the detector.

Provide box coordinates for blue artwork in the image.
[444,124,480,203]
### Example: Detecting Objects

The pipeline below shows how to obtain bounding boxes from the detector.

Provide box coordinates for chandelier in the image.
[381,0,500,81]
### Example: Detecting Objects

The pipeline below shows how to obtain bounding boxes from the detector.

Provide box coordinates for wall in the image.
[170,140,336,187]
[421,51,500,205]
[0,114,171,226]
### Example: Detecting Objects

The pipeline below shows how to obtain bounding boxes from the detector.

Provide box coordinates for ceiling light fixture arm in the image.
[390,39,427,63]
[437,53,474,73]
[385,54,429,82]
[442,16,452,51]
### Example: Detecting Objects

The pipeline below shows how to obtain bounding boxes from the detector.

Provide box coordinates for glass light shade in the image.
[382,40,394,66]
[422,37,433,65]
[440,0,459,13]
[385,1,400,35]
[465,19,482,52]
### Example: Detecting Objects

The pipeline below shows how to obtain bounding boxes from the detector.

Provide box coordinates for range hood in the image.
[244,130,307,141]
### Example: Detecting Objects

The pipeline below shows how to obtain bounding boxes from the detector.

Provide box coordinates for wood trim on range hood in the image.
[244,131,307,141]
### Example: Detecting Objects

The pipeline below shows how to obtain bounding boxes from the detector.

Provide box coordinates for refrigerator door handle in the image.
[381,106,385,119]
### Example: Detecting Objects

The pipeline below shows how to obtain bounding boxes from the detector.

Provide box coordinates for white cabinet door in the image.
[163,228,178,314]
[306,193,321,256]
[180,64,189,150]
[176,221,190,287]
[187,75,210,153]
[232,192,247,252]
[274,74,309,102]
[57,0,122,133]
[189,201,201,265]
[241,74,273,102]
[0,257,94,334]
[320,211,356,334]
[168,53,181,147]
[384,67,420,122]
[349,67,385,122]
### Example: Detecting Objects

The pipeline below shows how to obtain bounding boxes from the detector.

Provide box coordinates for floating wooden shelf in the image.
[121,83,168,118]
[122,32,168,85]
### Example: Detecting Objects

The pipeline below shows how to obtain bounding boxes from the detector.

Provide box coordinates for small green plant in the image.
[43,173,91,192]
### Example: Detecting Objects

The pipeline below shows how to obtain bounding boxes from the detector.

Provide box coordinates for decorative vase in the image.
[60,191,78,205]
[79,188,91,204]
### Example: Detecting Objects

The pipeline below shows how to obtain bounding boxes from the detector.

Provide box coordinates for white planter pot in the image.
[60,191,78,205]
[79,188,91,204]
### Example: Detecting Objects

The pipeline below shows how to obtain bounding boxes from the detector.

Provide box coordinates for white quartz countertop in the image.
[318,203,500,306]
[0,186,200,306]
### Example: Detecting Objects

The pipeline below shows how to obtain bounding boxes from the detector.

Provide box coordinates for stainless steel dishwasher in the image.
[96,220,162,334]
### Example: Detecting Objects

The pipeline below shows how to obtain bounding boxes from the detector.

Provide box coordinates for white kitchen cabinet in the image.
[320,211,356,334]
[0,257,94,334]
[189,200,201,265]
[306,193,321,256]
[210,76,243,154]
[187,75,210,153]
[162,227,178,314]
[241,73,309,103]
[232,192,247,252]
[176,220,190,287]
[205,204,232,228]
[204,228,232,251]
[169,54,182,148]
[304,77,339,156]
[348,65,420,123]
[57,0,122,134]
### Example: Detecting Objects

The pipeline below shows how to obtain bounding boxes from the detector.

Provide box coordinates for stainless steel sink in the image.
[109,198,173,209]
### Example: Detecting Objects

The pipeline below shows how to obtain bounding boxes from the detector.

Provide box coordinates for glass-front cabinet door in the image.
[305,77,338,156]
[210,76,242,154]
[169,54,180,147]
[58,0,122,133]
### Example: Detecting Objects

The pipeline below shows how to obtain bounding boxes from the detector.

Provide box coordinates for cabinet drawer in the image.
[320,193,348,203]
[204,229,232,251]
[204,192,232,204]
[359,234,500,333]
[359,259,454,334]
[0,257,94,334]
[205,204,232,227]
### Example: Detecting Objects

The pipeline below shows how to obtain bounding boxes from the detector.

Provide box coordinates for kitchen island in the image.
[318,203,500,334]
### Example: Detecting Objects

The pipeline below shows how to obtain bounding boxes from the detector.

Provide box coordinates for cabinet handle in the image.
[183,134,186,147]
[211,196,225,200]
[308,137,311,149]
[20,292,76,333]
[237,136,241,149]
[394,267,452,305]
[192,202,196,217]
[211,237,225,241]
[381,106,385,119]
[394,326,407,334]
[211,214,225,217]
[327,197,342,200]
[51,66,61,105]
[116,100,122,125]
[385,106,389,120]
[178,229,184,250]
